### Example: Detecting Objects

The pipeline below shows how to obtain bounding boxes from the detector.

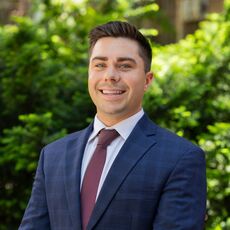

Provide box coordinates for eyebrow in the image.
[91,56,137,64]
[117,57,137,64]
[91,56,108,62]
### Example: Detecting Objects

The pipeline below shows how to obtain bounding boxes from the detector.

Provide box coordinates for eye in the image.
[118,63,132,70]
[94,63,106,69]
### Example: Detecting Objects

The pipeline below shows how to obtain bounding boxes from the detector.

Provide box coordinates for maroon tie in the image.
[81,129,119,230]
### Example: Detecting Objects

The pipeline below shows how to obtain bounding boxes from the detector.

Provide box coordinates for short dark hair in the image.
[89,21,152,72]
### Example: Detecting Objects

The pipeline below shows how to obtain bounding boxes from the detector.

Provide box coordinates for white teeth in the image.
[102,90,123,95]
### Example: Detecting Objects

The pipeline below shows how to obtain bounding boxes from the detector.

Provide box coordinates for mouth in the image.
[99,89,126,95]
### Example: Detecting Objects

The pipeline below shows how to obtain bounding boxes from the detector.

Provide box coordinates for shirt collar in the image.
[88,109,144,142]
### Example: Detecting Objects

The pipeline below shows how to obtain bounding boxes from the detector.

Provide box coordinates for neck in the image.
[96,109,142,127]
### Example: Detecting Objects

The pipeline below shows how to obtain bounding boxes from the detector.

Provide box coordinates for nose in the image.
[104,66,120,82]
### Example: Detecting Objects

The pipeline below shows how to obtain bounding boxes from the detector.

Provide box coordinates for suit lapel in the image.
[64,123,93,229]
[87,115,157,230]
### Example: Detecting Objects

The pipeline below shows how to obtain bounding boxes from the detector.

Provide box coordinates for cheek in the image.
[88,70,100,83]
[129,78,146,92]
[88,78,95,95]
[88,75,96,88]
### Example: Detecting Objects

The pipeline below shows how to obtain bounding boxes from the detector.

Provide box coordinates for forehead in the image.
[90,37,141,61]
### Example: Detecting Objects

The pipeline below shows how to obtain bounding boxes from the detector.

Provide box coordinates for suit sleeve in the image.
[19,148,51,230]
[153,148,206,230]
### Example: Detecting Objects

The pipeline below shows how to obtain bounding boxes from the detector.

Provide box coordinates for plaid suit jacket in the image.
[19,114,206,230]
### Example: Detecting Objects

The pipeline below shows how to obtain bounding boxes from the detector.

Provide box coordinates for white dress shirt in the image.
[80,109,144,199]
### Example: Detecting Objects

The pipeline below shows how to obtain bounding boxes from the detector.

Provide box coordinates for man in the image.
[19,21,206,230]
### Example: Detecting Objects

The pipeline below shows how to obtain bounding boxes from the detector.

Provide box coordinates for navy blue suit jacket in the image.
[19,114,206,229]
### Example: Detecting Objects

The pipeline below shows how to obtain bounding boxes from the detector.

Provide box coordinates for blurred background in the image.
[0,0,229,229]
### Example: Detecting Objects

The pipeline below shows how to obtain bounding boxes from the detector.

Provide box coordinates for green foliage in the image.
[199,123,230,229]
[0,15,92,132]
[0,113,66,229]
[144,3,230,229]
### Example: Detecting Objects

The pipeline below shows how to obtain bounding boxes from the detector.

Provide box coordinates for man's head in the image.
[89,21,152,73]
[88,21,153,126]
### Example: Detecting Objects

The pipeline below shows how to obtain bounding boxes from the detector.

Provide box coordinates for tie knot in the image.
[97,129,119,148]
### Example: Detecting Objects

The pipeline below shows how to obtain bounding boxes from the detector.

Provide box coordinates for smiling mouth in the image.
[99,89,126,95]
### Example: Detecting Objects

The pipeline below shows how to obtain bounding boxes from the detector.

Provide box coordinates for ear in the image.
[144,71,154,91]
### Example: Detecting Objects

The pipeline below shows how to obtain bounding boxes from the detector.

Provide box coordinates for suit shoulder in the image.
[43,127,88,151]
[140,114,203,153]
[154,122,203,154]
